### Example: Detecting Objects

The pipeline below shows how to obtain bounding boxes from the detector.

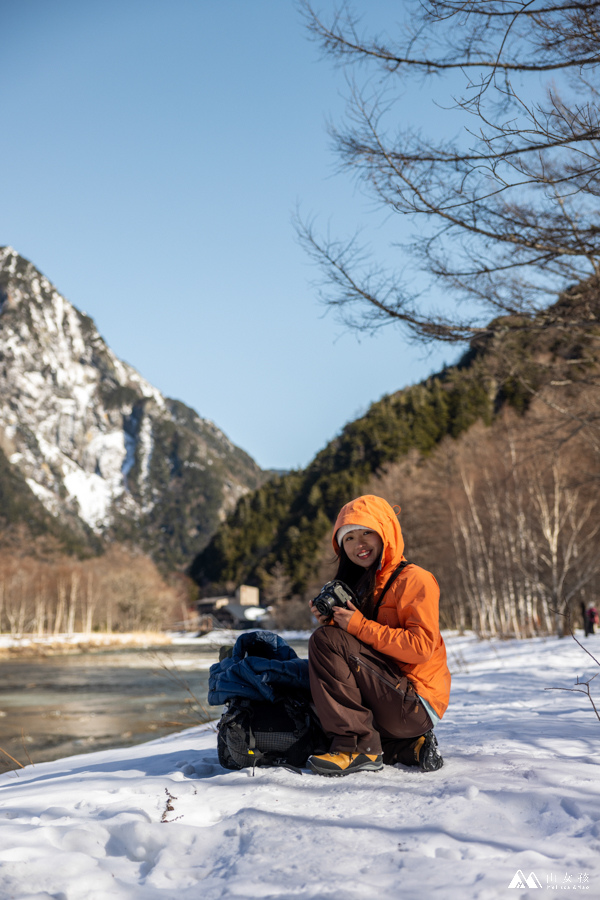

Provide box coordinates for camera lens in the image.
[313,592,334,618]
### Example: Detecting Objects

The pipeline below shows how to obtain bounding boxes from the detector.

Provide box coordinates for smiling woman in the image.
[338,528,383,568]
[307,493,450,777]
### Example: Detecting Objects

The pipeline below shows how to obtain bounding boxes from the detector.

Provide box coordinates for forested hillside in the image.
[191,282,600,635]
[190,363,493,588]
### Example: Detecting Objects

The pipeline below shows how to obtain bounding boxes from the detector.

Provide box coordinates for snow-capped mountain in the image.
[0,247,264,568]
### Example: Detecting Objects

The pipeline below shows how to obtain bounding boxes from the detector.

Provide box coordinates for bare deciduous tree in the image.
[262,561,314,630]
[0,549,179,637]
[367,404,600,636]
[449,437,600,636]
[262,561,293,606]
[299,1,600,343]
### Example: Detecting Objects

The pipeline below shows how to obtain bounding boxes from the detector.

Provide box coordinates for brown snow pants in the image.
[308,626,433,756]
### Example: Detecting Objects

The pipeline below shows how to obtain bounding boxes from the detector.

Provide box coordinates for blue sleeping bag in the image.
[208,630,310,705]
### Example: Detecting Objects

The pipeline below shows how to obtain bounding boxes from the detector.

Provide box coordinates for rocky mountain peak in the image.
[0,247,264,569]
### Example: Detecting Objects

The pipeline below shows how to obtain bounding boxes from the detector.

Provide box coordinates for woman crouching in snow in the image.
[307,494,451,777]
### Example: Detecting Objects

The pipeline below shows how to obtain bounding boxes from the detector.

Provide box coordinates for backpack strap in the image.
[372,560,410,621]
[228,713,269,774]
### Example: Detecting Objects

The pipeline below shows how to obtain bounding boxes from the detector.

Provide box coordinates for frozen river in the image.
[0,638,309,770]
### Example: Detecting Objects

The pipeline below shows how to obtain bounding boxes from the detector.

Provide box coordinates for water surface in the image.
[0,640,308,769]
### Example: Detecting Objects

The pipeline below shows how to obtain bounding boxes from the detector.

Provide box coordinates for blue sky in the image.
[1,1,459,470]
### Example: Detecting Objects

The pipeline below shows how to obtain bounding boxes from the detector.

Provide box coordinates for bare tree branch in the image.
[299,1,600,343]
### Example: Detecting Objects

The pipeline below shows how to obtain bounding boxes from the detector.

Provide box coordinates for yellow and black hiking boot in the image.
[308,750,383,777]
[412,730,443,772]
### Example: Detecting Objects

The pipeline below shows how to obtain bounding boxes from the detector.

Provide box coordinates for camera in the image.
[312,580,357,619]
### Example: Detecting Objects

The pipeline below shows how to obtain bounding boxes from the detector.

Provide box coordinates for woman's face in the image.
[341,529,383,568]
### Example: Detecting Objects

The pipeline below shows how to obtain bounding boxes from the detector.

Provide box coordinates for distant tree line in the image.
[373,394,600,637]
[0,547,189,637]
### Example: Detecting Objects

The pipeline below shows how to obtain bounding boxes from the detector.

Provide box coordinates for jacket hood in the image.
[333,495,405,581]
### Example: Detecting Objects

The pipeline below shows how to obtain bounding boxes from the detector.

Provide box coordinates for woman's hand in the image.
[309,600,332,628]
[331,599,357,631]
[309,599,358,631]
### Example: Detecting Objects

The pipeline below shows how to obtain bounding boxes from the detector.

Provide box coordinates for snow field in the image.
[0,633,598,900]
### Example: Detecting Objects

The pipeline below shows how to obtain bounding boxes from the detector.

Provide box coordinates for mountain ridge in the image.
[0,247,266,570]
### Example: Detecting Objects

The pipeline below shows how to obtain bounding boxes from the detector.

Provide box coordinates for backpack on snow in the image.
[216,694,325,773]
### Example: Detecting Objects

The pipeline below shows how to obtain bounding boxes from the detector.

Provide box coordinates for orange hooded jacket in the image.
[333,494,451,718]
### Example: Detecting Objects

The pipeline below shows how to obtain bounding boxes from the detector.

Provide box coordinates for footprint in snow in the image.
[175,757,220,777]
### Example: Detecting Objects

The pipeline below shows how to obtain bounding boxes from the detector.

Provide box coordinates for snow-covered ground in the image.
[1,632,599,900]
